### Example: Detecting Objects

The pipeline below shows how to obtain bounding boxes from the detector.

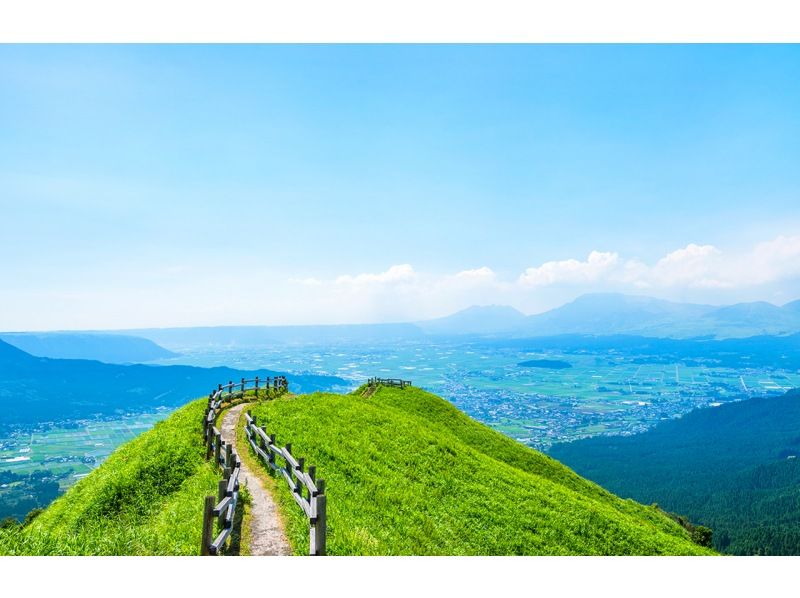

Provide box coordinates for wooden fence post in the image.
[217,479,227,531]
[296,457,305,496]
[214,432,222,467]
[241,377,245,394]
[201,495,214,556]
[206,426,214,460]
[315,479,327,556]
[268,434,276,468]
[255,376,260,398]
[225,444,233,470]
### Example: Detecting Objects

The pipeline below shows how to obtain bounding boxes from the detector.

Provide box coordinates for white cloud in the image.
[453,266,496,281]
[518,251,619,287]
[516,236,800,293]
[745,235,800,285]
[289,277,323,286]
[644,243,728,289]
[334,264,417,286]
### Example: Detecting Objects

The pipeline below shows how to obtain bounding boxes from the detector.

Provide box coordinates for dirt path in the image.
[220,404,291,556]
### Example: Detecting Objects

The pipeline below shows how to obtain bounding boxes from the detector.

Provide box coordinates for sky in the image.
[1,44,800,330]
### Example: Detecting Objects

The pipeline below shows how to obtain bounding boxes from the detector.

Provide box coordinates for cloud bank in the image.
[286,234,800,322]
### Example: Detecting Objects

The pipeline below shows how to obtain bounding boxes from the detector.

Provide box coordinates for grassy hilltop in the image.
[1,385,714,555]
[246,385,712,555]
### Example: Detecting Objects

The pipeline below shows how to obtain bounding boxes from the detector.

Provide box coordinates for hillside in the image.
[1,385,713,556]
[0,400,218,555]
[549,389,800,555]
[0,340,344,426]
[0,332,178,363]
[417,305,528,335]
[244,386,713,555]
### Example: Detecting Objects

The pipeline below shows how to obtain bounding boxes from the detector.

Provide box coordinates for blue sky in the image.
[2,44,800,329]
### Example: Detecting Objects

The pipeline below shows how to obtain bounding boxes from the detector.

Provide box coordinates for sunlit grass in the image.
[0,400,217,555]
[246,385,715,556]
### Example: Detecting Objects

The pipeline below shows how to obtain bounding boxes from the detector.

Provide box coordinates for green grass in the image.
[0,399,218,555]
[245,385,715,555]
[0,386,717,555]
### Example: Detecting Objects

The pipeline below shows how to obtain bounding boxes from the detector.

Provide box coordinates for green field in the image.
[1,410,171,483]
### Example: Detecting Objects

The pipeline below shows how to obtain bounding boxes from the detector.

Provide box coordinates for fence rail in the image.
[244,411,327,556]
[367,377,412,389]
[200,429,241,555]
[200,376,288,556]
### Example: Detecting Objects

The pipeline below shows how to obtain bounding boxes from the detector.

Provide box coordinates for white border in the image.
[0,0,799,42]
[0,555,797,597]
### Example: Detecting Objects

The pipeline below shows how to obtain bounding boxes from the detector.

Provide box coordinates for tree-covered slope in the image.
[0,399,217,555]
[549,389,800,555]
[245,386,713,555]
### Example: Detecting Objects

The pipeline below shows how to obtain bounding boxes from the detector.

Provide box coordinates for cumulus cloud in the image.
[516,236,800,292]
[278,234,800,324]
[335,264,417,286]
[518,251,619,287]
[641,243,728,289]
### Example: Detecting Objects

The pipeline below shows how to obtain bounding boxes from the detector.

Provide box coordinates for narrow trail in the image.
[220,404,291,556]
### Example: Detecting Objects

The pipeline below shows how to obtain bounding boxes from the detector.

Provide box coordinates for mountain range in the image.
[5,293,800,352]
[420,293,800,339]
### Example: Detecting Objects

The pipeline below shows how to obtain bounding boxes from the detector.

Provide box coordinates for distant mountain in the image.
[520,293,800,339]
[549,389,800,555]
[126,323,425,350]
[0,340,345,426]
[417,305,527,335]
[24,293,800,348]
[523,294,715,337]
[0,332,177,364]
[784,299,800,313]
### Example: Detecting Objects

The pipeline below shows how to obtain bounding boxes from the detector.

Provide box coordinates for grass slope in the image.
[0,399,217,555]
[246,386,713,555]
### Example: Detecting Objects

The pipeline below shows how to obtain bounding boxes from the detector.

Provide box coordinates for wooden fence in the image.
[200,376,288,556]
[244,411,327,556]
[200,430,241,555]
[367,377,412,389]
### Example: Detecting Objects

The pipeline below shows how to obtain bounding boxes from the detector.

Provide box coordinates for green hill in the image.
[0,400,218,555]
[244,386,713,555]
[1,385,714,555]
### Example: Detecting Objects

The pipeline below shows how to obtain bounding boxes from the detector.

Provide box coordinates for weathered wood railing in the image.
[200,430,242,555]
[244,411,327,556]
[205,376,288,427]
[200,376,288,556]
[367,377,412,389]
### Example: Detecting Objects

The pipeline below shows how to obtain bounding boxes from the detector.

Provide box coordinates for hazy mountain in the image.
[126,322,424,350]
[523,294,715,337]
[417,305,527,335]
[0,340,345,426]
[520,293,800,339]
[783,299,800,313]
[0,332,177,364]
[23,293,800,348]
